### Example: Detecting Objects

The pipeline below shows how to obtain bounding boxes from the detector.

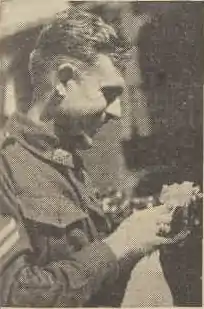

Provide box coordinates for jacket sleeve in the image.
[2,236,118,307]
[0,163,119,307]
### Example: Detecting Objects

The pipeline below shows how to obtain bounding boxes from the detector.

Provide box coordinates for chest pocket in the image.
[17,193,91,265]
[25,219,91,265]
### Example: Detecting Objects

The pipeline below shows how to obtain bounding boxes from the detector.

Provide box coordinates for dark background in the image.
[83,2,203,196]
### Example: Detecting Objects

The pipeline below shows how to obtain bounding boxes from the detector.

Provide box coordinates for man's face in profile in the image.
[54,52,124,148]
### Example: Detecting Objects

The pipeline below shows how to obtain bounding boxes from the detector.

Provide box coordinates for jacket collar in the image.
[4,112,83,169]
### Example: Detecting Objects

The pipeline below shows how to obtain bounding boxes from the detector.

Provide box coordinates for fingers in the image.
[152,204,170,215]
[134,204,167,216]
[156,212,172,224]
[156,223,171,236]
[156,212,172,236]
[155,230,190,247]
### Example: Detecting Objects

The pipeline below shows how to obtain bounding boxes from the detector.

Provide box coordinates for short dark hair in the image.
[29,8,120,100]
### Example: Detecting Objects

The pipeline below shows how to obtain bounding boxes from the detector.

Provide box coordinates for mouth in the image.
[103,114,114,124]
[72,131,93,149]
[91,114,114,136]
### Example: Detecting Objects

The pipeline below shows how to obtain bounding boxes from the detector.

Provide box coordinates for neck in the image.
[54,123,93,151]
[27,99,93,152]
[27,102,43,125]
[28,86,56,124]
[27,99,56,134]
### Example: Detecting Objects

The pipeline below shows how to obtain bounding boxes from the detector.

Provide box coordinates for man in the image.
[0,8,186,307]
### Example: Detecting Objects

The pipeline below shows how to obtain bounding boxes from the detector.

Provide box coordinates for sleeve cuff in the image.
[73,240,119,284]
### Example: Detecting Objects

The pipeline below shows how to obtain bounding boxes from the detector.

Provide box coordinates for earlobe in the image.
[58,63,75,84]
[56,83,67,97]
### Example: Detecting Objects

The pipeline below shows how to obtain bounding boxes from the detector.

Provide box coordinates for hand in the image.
[104,205,189,261]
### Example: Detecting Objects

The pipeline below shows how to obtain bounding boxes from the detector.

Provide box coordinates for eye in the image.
[101,86,123,104]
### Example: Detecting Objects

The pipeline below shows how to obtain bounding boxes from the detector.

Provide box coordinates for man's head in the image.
[28,8,125,148]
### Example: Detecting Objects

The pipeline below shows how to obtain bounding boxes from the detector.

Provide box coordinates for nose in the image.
[101,85,124,119]
[105,97,122,119]
[101,86,123,105]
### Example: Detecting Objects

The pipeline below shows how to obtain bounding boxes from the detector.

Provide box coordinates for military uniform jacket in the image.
[0,113,119,307]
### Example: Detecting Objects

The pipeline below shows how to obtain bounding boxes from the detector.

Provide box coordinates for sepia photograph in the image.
[0,0,203,307]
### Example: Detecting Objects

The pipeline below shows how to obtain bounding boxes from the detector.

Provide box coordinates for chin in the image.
[73,132,94,150]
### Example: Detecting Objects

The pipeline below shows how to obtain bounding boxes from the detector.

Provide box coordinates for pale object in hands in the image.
[160,181,201,210]
[158,182,202,237]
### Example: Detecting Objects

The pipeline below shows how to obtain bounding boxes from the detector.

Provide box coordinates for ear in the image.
[57,63,75,85]
[56,63,76,97]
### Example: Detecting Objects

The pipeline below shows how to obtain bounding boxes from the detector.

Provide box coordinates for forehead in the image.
[79,53,118,75]
[84,53,125,88]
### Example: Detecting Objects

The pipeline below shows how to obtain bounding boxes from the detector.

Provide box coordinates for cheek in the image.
[58,91,107,119]
[55,95,106,135]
